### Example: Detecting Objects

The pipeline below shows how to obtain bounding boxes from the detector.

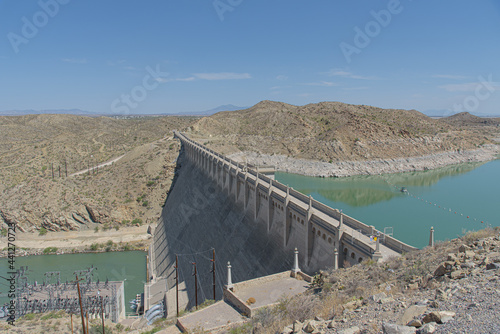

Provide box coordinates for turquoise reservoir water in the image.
[275,159,500,248]
[0,251,146,314]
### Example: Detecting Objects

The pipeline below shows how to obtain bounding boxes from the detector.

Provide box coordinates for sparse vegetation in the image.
[39,227,48,236]
[43,247,58,254]
[0,114,195,234]
[131,218,143,225]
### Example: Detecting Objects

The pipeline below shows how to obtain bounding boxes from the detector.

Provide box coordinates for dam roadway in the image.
[146,132,417,316]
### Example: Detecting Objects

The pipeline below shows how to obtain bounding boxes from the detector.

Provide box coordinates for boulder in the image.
[447,253,458,262]
[407,319,422,328]
[461,261,475,269]
[292,320,303,332]
[344,299,362,311]
[439,311,456,323]
[303,320,318,333]
[486,263,500,270]
[464,250,475,259]
[450,270,466,279]
[339,326,360,334]
[459,244,470,252]
[422,311,441,324]
[487,252,500,263]
[397,305,427,325]
[433,264,446,277]
[418,322,436,334]
[382,322,416,334]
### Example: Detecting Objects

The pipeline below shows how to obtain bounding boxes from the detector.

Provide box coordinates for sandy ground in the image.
[0,225,151,254]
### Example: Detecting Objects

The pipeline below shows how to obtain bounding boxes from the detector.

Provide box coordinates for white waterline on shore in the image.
[231,145,500,177]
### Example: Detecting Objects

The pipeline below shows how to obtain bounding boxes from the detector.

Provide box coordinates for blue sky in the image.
[1,0,499,115]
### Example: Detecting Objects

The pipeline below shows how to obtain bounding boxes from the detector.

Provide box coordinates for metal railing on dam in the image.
[173,131,417,262]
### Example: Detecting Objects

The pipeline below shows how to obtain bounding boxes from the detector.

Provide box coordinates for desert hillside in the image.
[0,114,197,233]
[189,101,494,161]
[439,112,500,128]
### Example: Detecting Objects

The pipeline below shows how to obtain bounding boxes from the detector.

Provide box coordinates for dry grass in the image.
[462,227,499,244]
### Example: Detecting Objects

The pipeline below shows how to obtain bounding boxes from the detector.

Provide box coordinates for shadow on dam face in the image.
[152,150,293,308]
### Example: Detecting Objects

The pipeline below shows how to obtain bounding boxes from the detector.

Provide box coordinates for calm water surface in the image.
[0,251,146,314]
[275,159,500,248]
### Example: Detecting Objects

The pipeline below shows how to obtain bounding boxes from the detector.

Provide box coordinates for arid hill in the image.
[439,111,500,127]
[188,100,493,162]
[0,114,197,233]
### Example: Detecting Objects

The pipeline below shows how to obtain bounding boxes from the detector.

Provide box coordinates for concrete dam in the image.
[147,132,417,314]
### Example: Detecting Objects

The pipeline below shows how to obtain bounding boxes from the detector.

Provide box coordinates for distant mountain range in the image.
[0,109,98,116]
[423,109,500,118]
[0,105,248,117]
[174,104,248,116]
[2,106,496,118]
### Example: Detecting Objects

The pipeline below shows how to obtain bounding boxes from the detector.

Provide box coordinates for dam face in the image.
[151,147,292,309]
[150,132,416,311]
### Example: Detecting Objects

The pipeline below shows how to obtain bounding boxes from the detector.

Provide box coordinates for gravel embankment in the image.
[231,145,500,177]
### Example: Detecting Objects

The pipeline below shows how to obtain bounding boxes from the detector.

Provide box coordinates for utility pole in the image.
[51,163,54,179]
[175,255,179,317]
[65,160,68,177]
[70,313,73,334]
[192,262,198,310]
[75,275,86,334]
[85,311,89,334]
[59,165,61,178]
[99,290,105,334]
[211,249,216,301]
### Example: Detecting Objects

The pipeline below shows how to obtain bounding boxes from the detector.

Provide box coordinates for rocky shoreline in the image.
[0,241,148,258]
[231,145,500,178]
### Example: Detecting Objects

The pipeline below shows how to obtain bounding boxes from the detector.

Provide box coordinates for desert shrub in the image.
[22,313,36,321]
[39,227,48,236]
[463,227,498,244]
[43,247,58,254]
[131,218,143,225]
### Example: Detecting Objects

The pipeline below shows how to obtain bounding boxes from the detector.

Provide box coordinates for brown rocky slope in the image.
[0,114,197,233]
[189,100,495,162]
